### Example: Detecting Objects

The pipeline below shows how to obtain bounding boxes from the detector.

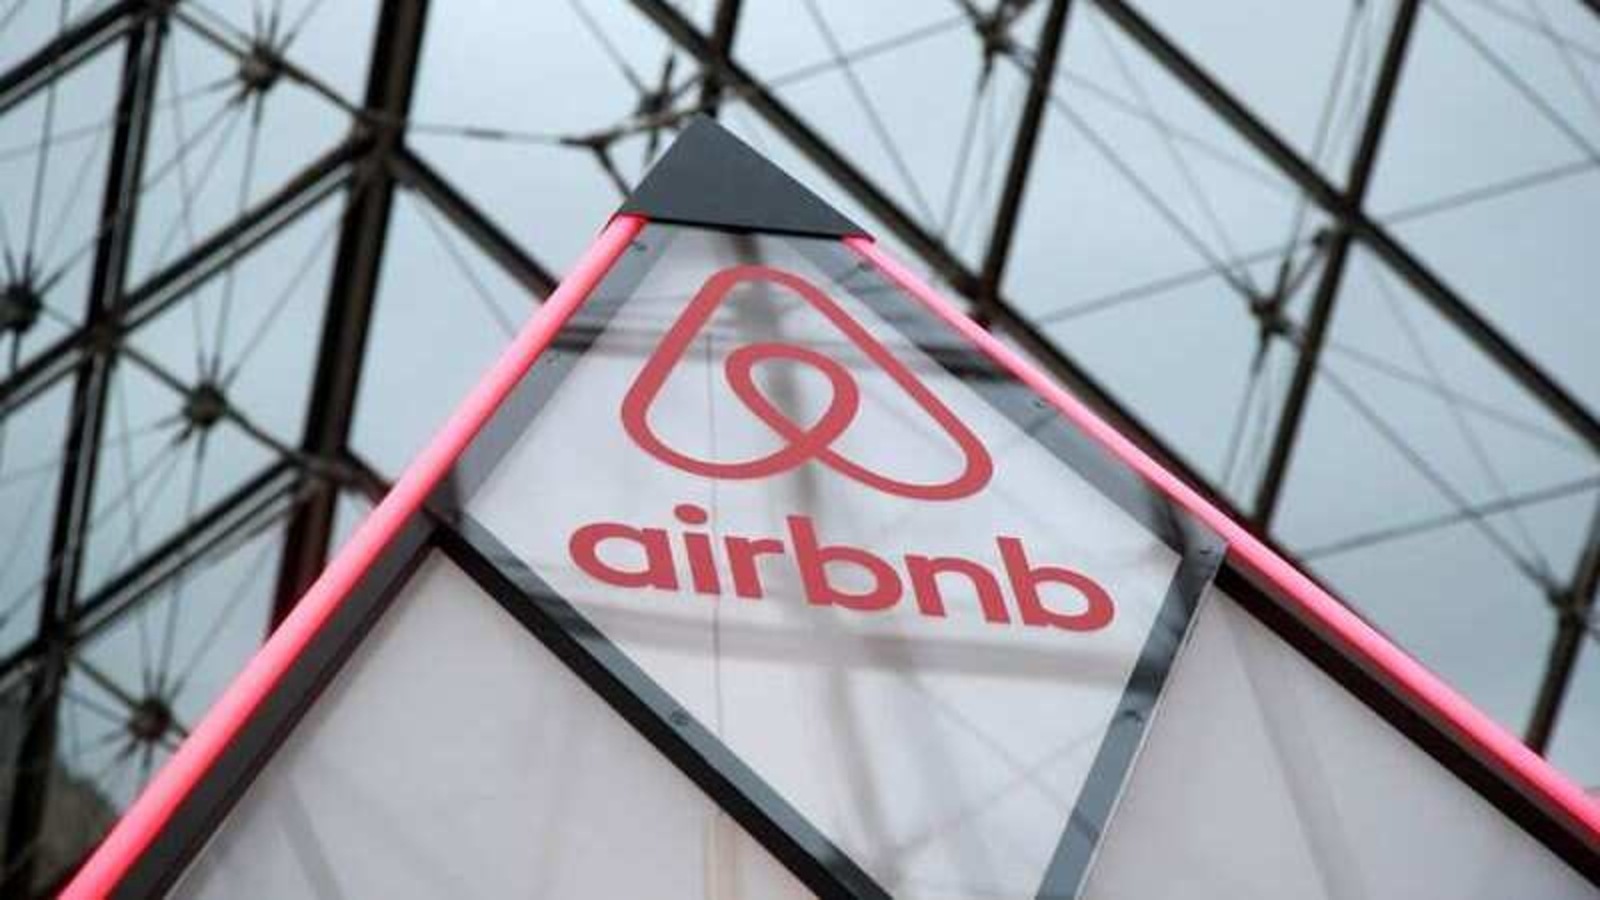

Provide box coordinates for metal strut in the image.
[270,0,433,627]
[3,12,165,893]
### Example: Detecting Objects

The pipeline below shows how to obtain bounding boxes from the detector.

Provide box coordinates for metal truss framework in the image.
[0,0,1597,893]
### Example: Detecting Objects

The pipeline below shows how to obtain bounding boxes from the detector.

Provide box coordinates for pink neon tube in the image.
[61,215,646,899]
[845,234,1600,847]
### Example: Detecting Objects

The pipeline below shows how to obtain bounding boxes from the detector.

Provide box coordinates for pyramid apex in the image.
[620,115,865,239]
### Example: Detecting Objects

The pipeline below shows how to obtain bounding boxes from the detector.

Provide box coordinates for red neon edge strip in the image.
[62,214,646,898]
[844,235,1600,844]
[65,216,1598,896]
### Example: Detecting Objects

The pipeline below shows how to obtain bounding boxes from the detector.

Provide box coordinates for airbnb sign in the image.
[568,264,1115,631]
[621,264,992,500]
[463,223,1210,899]
[569,505,1115,630]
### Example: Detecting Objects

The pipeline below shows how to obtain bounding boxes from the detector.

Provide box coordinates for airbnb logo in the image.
[621,265,992,501]
[568,504,1116,632]
[564,264,1115,633]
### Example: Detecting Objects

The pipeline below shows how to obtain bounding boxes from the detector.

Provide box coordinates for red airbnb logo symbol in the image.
[621,265,992,501]
[585,265,1111,631]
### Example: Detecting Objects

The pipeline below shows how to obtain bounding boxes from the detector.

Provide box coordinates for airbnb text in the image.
[568,503,1115,631]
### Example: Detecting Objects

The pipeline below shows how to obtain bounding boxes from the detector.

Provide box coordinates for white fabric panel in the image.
[1081,588,1595,900]
[172,554,809,900]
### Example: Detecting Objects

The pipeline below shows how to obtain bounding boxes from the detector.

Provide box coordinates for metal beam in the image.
[0,0,136,118]
[0,140,356,422]
[74,462,297,647]
[978,0,1073,321]
[1525,497,1600,752]
[697,0,744,116]
[120,139,359,334]
[0,461,296,690]
[390,148,559,296]
[270,0,431,626]
[3,14,163,892]
[1092,0,1600,460]
[1253,0,1420,526]
[627,0,1258,530]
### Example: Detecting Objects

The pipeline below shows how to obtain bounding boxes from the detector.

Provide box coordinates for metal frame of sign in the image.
[64,122,1600,899]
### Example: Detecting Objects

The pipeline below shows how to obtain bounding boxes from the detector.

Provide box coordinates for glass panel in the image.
[739,2,1000,247]
[1273,247,1598,733]
[1370,1,1600,216]
[1134,0,1407,185]
[0,41,122,375]
[78,357,277,598]
[352,188,538,477]
[1002,7,1316,498]
[0,377,74,659]
[126,13,351,284]
[1,516,282,892]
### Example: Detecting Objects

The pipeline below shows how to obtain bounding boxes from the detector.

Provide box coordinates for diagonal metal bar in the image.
[1093,0,1600,460]
[120,139,358,333]
[270,0,431,627]
[3,12,164,893]
[0,0,137,118]
[1253,0,1420,526]
[626,0,1257,529]
[167,2,363,120]
[0,140,357,422]
[72,460,297,650]
[697,0,744,116]
[390,147,559,297]
[1525,497,1600,752]
[0,460,296,690]
[977,0,1074,322]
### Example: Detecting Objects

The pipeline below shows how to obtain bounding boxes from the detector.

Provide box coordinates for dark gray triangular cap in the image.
[620,115,865,239]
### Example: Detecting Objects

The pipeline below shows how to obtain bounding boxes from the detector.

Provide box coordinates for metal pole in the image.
[3,13,164,892]
[1525,498,1600,751]
[390,149,558,296]
[978,0,1074,322]
[697,0,744,116]
[1253,0,1420,526]
[270,0,431,626]
[0,0,137,118]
